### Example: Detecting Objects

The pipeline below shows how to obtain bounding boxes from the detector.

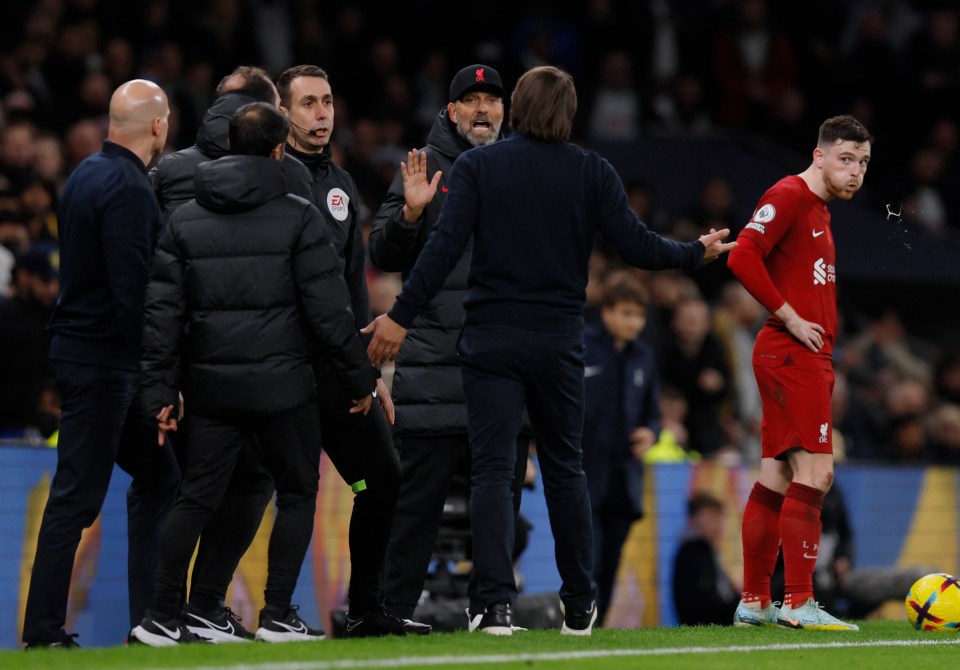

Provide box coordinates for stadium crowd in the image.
[3,0,960,466]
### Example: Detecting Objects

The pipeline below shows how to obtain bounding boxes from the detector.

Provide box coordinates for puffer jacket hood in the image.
[194,155,288,213]
[194,92,260,158]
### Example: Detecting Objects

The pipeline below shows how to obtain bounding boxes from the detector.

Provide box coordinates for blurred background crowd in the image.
[3,0,960,467]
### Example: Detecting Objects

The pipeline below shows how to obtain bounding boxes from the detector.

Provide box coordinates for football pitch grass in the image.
[4,622,959,670]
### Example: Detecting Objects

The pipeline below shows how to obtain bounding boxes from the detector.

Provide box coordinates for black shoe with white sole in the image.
[255,605,326,642]
[467,603,513,636]
[343,608,432,638]
[185,604,255,643]
[131,611,201,647]
[25,631,80,649]
[560,600,598,636]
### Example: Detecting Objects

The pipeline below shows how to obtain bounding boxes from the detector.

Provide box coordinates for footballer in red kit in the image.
[727,115,872,632]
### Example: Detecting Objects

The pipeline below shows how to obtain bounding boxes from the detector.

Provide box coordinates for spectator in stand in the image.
[928,403,960,466]
[0,247,59,439]
[711,0,797,129]
[658,296,732,459]
[882,377,933,463]
[586,51,640,142]
[672,176,739,302]
[672,492,740,626]
[714,281,764,462]
[0,119,37,190]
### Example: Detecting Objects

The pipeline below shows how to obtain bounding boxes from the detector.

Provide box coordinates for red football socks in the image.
[741,482,785,605]
[781,481,825,607]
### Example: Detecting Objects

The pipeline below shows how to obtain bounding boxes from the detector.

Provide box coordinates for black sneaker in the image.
[131,611,201,647]
[343,608,432,638]
[25,631,80,649]
[255,605,326,642]
[467,603,512,636]
[185,604,255,643]
[560,600,598,636]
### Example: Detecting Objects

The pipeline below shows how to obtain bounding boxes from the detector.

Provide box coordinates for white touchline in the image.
[146,638,960,670]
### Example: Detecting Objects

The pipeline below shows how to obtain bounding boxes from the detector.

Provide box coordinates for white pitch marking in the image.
[147,637,960,670]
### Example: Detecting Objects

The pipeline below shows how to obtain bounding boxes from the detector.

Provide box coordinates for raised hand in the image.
[401,149,442,222]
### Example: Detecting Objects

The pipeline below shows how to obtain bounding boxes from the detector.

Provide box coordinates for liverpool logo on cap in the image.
[475,68,485,82]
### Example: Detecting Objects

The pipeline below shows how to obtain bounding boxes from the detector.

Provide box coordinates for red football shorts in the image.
[753,360,835,459]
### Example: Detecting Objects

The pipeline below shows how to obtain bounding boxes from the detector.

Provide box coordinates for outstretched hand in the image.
[401,149,442,221]
[361,314,409,367]
[699,228,737,264]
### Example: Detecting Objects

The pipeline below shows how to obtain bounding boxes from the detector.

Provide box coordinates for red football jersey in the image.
[732,175,835,365]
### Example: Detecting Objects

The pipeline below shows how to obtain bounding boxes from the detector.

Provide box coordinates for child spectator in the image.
[581,272,661,626]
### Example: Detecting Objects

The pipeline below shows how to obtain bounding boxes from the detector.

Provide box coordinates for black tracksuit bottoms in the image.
[149,400,322,618]
[186,364,400,617]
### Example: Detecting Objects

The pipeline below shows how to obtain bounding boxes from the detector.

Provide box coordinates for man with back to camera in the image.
[727,114,871,632]
[150,64,313,643]
[369,64,532,625]
[132,102,375,646]
[365,65,734,636]
[276,64,430,637]
[22,79,180,649]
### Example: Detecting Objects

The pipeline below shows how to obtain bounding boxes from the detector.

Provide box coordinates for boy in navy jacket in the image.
[581,273,661,626]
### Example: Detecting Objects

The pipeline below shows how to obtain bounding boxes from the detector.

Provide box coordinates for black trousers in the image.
[458,325,597,613]
[23,361,180,644]
[187,437,274,612]
[383,434,529,619]
[187,366,400,616]
[149,401,322,618]
[592,508,635,625]
[315,368,400,615]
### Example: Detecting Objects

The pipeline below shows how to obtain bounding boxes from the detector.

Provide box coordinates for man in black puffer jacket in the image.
[150,66,315,643]
[276,64,428,637]
[132,103,374,646]
[152,66,312,226]
[369,65,530,623]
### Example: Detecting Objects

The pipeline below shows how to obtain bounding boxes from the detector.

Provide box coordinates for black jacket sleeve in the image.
[141,221,187,415]
[296,204,376,398]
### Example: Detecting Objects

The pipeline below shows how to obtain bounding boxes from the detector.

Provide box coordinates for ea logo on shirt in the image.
[752,203,776,223]
[327,188,349,222]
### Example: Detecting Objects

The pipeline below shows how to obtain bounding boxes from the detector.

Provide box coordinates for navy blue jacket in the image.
[388,133,705,335]
[581,323,661,519]
[48,140,157,372]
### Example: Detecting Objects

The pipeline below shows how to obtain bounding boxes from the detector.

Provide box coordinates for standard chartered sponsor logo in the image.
[814,258,826,285]
[813,258,836,285]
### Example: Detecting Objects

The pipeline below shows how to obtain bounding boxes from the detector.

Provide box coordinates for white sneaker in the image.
[777,598,859,631]
[733,599,780,627]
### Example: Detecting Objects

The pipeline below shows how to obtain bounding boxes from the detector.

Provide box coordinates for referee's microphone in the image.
[288,119,322,137]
